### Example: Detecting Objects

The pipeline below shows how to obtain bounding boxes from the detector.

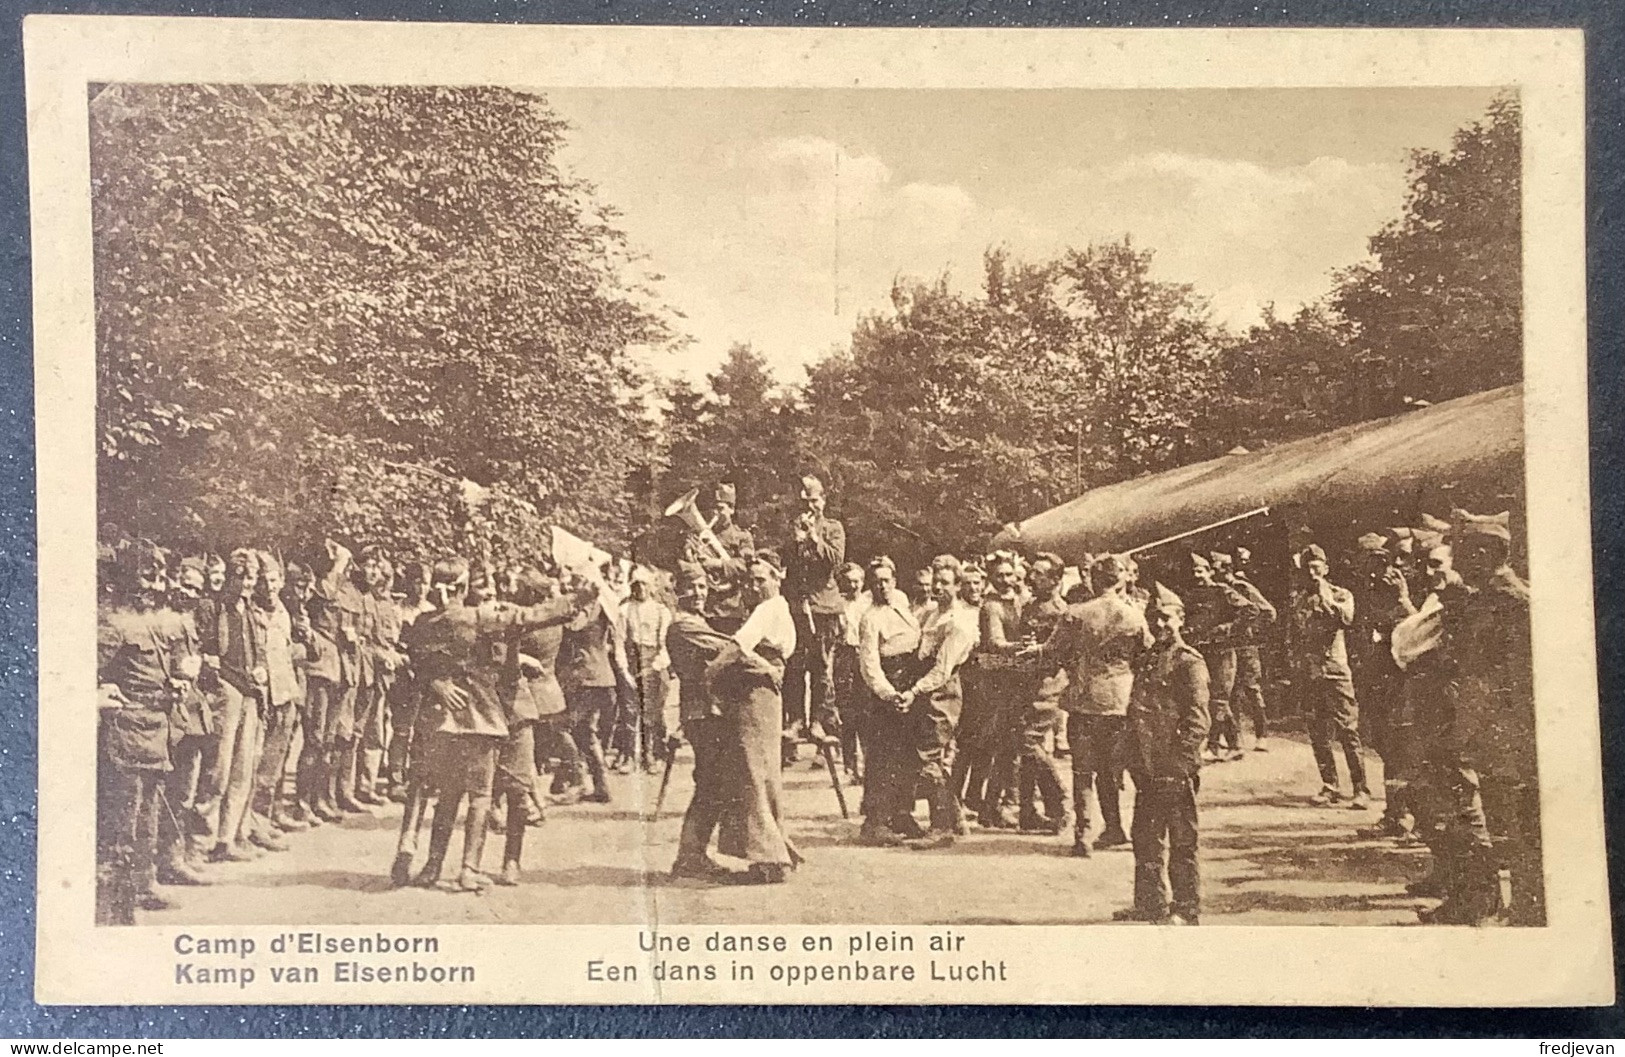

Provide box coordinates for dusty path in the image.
[145,735,1428,928]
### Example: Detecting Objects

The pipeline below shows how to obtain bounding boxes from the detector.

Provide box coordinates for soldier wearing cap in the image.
[665,567,740,879]
[351,545,405,807]
[1350,532,1418,839]
[782,473,848,757]
[1293,543,1371,809]
[958,550,1031,830]
[1414,509,1537,925]
[1114,582,1210,925]
[1213,550,1276,753]
[683,482,755,635]
[98,541,202,921]
[1187,552,1258,762]
[1022,553,1151,856]
[397,557,595,891]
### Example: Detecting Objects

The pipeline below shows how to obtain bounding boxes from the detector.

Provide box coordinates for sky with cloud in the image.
[542,86,1502,383]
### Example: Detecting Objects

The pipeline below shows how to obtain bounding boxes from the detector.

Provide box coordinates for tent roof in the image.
[994,384,1524,560]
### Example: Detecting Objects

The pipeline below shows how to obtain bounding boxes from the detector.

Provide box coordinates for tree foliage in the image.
[93,83,670,559]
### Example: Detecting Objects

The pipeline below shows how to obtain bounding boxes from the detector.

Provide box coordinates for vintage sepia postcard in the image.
[24,16,1608,1005]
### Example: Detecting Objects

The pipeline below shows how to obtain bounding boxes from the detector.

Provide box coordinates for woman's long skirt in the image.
[718,682,800,868]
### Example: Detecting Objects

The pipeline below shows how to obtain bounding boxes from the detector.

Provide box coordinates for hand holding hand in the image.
[430,677,472,713]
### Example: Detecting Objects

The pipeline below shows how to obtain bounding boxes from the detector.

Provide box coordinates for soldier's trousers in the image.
[203,682,261,846]
[564,686,612,795]
[951,668,998,813]
[833,646,864,775]
[251,700,298,822]
[297,677,339,808]
[1205,648,1238,751]
[1016,701,1066,825]
[676,716,729,865]
[1130,773,1200,920]
[1412,757,1502,921]
[97,764,164,924]
[1356,653,1408,823]
[784,608,841,735]
[1480,773,1544,925]
[164,733,214,860]
[1308,677,1368,795]
[534,713,583,790]
[1233,646,1268,740]
[385,674,419,787]
[1069,713,1127,841]
[420,733,500,878]
[632,666,670,766]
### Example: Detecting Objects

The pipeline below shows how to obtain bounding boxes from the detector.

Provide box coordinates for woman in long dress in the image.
[709,551,804,884]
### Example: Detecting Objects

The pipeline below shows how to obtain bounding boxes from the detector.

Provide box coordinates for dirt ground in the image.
[143,733,1434,928]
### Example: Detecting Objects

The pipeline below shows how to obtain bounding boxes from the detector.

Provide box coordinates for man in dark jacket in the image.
[781,474,847,758]
[399,558,594,891]
[1116,583,1210,925]
[98,542,202,921]
[666,569,740,879]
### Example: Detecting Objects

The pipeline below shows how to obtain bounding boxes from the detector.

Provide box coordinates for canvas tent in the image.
[992,384,1524,561]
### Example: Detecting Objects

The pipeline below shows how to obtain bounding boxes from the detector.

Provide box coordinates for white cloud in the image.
[603,135,1411,383]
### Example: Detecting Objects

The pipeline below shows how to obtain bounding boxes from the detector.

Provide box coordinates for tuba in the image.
[664,488,731,564]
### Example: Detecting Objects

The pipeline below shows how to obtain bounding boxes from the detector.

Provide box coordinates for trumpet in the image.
[664,487,731,564]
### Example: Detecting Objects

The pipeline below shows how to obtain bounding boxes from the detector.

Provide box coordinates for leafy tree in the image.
[1332,94,1521,411]
[658,343,804,536]
[92,83,670,556]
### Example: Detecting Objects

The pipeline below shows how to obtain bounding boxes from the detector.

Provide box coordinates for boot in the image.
[356,749,387,806]
[416,797,458,888]
[461,792,493,882]
[334,742,371,814]
[497,798,527,885]
[390,852,415,888]
[157,849,212,887]
[312,757,344,822]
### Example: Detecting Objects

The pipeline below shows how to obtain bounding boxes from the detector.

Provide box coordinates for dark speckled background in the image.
[0,0,1621,1036]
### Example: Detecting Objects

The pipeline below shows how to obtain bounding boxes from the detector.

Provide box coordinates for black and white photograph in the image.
[25,18,1607,1006]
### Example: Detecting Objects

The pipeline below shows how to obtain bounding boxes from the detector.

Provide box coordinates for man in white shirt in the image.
[834,561,869,780]
[621,569,673,773]
[855,557,922,845]
[882,555,980,850]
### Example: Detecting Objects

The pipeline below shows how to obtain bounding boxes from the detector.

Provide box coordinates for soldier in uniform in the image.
[1212,551,1277,754]
[1293,544,1371,809]
[707,552,804,882]
[621,568,673,773]
[1417,510,1537,925]
[1349,532,1418,839]
[1186,553,1250,763]
[961,551,1030,830]
[1008,552,1070,834]
[249,552,305,839]
[97,542,202,920]
[385,563,435,801]
[1023,554,1151,856]
[306,539,367,818]
[399,557,594,891]
[781,474,847,756]
[665,568,740,879]
[353,546,405,806]
[677,483,753,633]
[557,573,621,804]
[158,556,217,886]
[1114,583,1211,925]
